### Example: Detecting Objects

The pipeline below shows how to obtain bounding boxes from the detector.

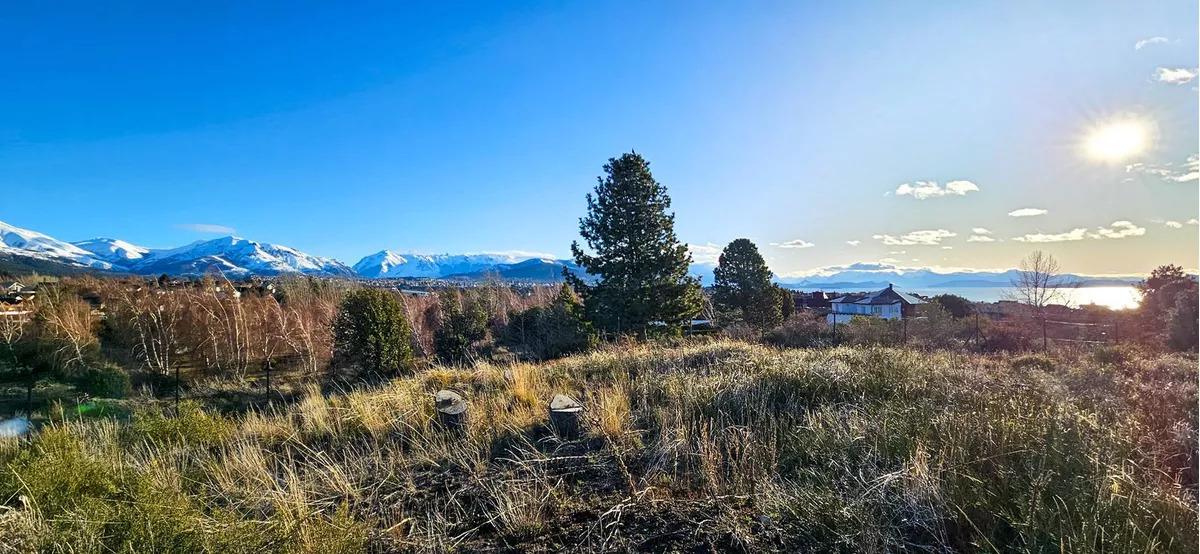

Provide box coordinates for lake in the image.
[793,286,1141,310]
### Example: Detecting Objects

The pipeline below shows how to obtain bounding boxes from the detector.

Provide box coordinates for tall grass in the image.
[0,341,1195,552]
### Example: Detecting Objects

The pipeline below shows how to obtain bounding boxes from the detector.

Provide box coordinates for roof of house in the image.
[831,285,925,306]
[855,284,925,305]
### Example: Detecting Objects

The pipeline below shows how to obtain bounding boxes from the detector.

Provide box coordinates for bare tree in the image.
[1009,251,1075,311]
[33,285,97,370]
[1009,251,1078,350]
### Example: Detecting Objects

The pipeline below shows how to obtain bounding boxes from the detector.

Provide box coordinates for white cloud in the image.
[177,223,236,234]
[1189,219,1200,226]
[894,180,980,200]
[1165,220,1183,229]
[846,240,861,246]
[1154,67,1198,84]
[1128,155,1199,183]
[1089,220,1146,239]
[941,246,953,250]
[1008,208,1048,217]
[1135,36,1169,50]
[1012,228,1088,243]
[688,243,722,265]
[872,229,956,246]
[772,239,815,249]
[967,235,996,242]
[971,227,992,234]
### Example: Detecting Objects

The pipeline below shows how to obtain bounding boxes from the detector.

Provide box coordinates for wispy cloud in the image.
[688,243,723,265]
[845,240,861,246]
[1154,67,1198,84]
[1089,220,1146,239]
[1012,228,1087,243]
[1126,155,1199,183]
[1189,219,1200,226]
[177,223,237,234]
[967,234,996,242]
[894,180,980,200]
[1011,220,1147,243]
[772,239,815,249]
[872,229,955,246]
[1164,220,1183,229]
[971,227,992,235]
[1008,208,1047,217]
[1135,36,1169,50]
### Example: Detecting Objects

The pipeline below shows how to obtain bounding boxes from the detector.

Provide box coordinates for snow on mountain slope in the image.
[0,220,112,269]
[133,236,354,277]
[353,250,550,278]
[72,238,150,264]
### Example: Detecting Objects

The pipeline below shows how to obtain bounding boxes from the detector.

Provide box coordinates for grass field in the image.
[0,340,1196,552]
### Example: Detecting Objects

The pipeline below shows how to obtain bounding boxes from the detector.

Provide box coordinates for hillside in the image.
[1,341,1194,552]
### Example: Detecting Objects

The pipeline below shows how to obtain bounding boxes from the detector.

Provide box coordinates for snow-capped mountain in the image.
[0,220,353,277]
[132,236,354,277]
[0,220,113,269]
[443,258,588,282]
[353,250,553,279]
[72,238,150,265]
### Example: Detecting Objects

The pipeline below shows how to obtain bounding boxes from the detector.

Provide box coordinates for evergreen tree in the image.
[501,284,597,360]
[1167,286,1198,351]
[931,294,973,318]
[434,289,490,363]
[1137,264,1195,322]
[711,238,782,332]
[566,152,702,337]
[774,285,795,320]
[332,289,414,375]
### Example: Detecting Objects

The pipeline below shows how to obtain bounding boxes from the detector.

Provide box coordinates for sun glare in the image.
[1084,118,1150,162]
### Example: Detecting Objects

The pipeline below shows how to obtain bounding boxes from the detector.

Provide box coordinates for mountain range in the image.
[773,262,1143,290]
[0,219,1145,287]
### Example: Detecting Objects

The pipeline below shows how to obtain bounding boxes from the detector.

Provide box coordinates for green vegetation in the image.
[500,284,596,360]
[433,289,491,364]
[712,238,784,333]
[567,152,703,337]
[332,288,414,375]
[1,341,1194,552]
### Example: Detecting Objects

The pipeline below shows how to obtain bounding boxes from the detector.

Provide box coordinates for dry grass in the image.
[0,340,1195,552]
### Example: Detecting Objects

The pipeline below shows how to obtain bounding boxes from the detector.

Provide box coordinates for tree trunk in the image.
[549,394,583,439]
[434,390,467,432]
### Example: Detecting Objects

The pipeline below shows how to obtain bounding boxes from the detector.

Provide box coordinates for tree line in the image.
[2,151,1194,413]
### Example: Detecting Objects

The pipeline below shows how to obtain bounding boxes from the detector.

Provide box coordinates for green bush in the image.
[73,362,131,398]
[129,401,233,446]
[501,285,597,360]
[333,288,414,375]
[435,289,491,363]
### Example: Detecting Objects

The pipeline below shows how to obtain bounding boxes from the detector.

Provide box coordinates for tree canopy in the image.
[712,238,782,332]
[332,289,414,375]
[567,152,702,336]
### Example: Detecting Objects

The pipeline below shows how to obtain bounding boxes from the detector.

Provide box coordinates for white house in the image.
[827,284,925,325]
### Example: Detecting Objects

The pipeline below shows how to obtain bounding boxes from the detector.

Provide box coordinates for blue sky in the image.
[3,1,1196,275]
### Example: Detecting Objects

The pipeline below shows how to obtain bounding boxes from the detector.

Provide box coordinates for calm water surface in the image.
[796,286,1140,310]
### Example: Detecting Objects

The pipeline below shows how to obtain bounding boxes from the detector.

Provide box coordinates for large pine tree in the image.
[567,152,702,337]
[711,238,782,332]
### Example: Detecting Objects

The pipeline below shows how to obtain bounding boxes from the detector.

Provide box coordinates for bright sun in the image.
[1084,118,1150,162]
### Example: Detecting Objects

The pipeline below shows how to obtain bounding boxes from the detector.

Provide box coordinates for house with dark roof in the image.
[827,284,925,324]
